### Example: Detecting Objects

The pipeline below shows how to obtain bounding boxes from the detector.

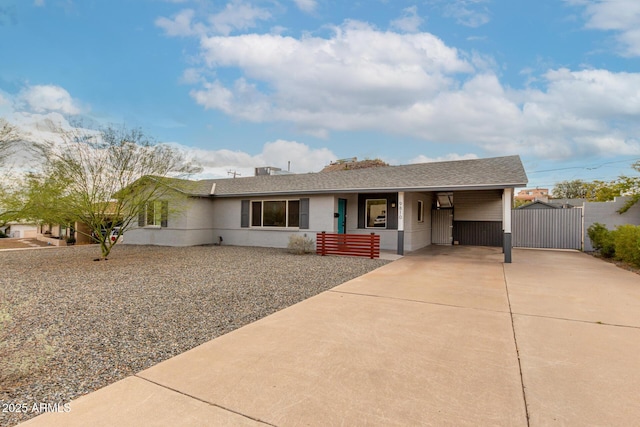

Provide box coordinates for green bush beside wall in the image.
[587,222,640,268]
[612,225,640,268]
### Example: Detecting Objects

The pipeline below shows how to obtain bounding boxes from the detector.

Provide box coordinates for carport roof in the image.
[182,155,528,197]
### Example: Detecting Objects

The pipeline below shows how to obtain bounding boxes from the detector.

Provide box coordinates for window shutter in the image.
[299,198,309,229]
[161,201,169,227]
[241,200,250,228]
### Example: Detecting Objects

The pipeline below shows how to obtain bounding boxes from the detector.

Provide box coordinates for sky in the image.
[1,0,640,190]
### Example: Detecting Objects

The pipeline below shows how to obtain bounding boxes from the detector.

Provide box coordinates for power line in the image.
[527,157,640,174]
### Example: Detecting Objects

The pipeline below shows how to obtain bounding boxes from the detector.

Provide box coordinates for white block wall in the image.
[584,196,640,251]
[125,197,216,246]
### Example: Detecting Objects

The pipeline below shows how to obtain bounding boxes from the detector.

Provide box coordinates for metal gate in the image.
[431,209,453,245]
[512,208,583,250]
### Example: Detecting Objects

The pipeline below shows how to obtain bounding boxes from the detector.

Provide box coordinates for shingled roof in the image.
[181,155,527,197]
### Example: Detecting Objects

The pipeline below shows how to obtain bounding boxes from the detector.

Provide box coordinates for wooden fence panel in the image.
[316,232,380,259]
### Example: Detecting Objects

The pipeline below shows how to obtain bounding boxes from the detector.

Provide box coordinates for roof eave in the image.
[208,182,529,198]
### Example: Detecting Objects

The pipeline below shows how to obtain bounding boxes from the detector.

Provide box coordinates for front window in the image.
[417,200,424,223]
[140,201,168,227]
[146,201,162,226]
[263,201,286,226]
[366,199,387,228]
[251,200,300,227]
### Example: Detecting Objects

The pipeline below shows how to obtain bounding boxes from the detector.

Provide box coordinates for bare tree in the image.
[0,119,25,228]
[552,179,592,199]
[0,119,20,166]
[25,124,201,259]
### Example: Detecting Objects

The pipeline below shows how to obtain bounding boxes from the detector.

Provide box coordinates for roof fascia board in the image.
[209,183,528,198]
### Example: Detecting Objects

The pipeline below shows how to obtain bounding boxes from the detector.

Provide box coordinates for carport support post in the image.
[503,188,513,263]
[397,191,405,255]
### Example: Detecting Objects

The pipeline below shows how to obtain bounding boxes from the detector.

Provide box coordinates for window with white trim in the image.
[138,201,168,227]
[417,200,424,223]
[251,200,300,227]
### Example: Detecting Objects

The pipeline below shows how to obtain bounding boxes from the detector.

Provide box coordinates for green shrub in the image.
[613,225,640,268]
[0,230,7,238]
[287,234,315,255]
[587,223,615,257]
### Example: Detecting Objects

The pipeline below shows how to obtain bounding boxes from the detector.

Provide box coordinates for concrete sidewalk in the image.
[21,247,640,426]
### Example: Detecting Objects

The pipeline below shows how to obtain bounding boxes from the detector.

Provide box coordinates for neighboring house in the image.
[516,201,561,210]
[515,188,550,203]
[516,199,585,210]
[36,201,124,245]
[548,198,586,209]
[38,222,95,245]
[0,222,38,238]
[125,155,528,262]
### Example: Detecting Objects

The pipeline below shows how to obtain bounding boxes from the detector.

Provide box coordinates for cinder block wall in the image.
[584,196,640,251]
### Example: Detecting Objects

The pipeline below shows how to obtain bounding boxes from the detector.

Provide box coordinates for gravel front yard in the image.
[0,244,388,426]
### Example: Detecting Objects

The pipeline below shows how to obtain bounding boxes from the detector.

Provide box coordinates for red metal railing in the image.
[316,232,380,259]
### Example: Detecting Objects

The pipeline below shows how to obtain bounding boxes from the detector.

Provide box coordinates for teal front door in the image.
[338,199,347,234]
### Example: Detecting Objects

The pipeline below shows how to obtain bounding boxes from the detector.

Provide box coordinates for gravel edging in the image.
[0,244,389,426]
[587,251,640,275]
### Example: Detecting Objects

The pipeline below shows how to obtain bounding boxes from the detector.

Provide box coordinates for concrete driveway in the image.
[21,247,640,426]
[0,238,51,250]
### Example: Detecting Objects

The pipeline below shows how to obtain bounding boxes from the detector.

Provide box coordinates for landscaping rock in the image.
[0,245,388,426]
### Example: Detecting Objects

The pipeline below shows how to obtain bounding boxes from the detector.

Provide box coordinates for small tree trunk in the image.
[99,240,112,260]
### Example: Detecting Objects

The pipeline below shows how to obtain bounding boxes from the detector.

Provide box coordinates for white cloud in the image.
[2,111,92,173]
[208,0,271,36]
[2,83,338,179]
[409,153,479,163]
[155,9,204,37]
[567,0,640,56]
[390,6,424,33]
[180,68,205,84]
[190,78,271,121]
[293,0,317,14]
[192,21,472,129]
[34,0,45,6]
[532,68,640,119]
[177,139,336,178]
[157,1,271,37]
[159,14,640,162]
[187,22,640,159]
[17,84,83,115]
[441,0,491,28]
